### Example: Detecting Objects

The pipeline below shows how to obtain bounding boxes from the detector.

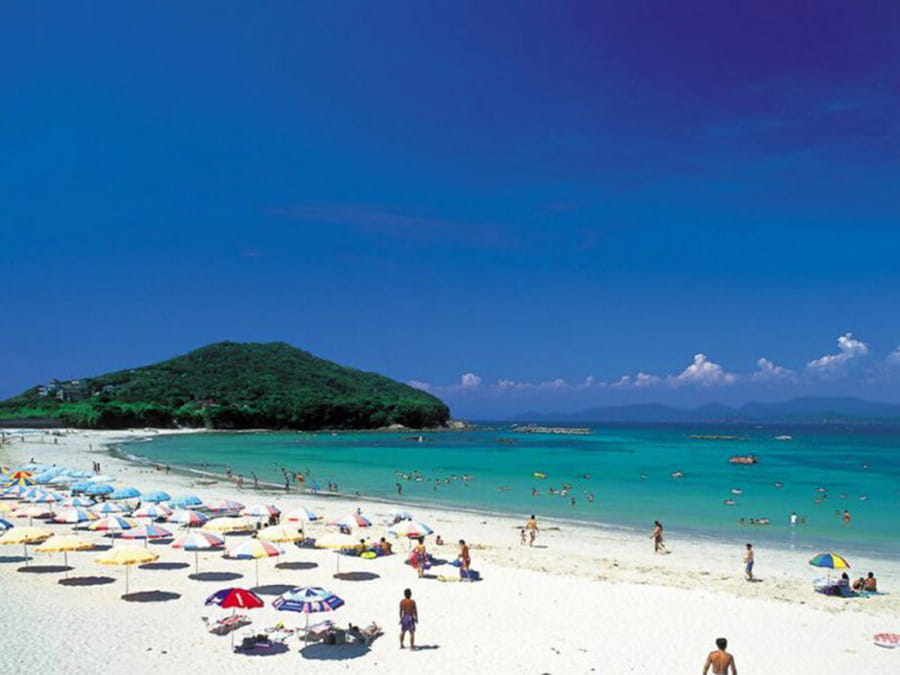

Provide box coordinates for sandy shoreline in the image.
[2,429,898,674]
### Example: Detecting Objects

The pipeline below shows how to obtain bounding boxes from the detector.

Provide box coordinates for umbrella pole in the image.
[255,559,259,588]
[64,551,69,578]
[195,550,199,575]
[125,565,130,595]
[23,542,29,566]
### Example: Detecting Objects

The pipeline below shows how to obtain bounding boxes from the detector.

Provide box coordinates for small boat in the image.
[728,455,758,465]
[816,487,827,493]
[671,471,685,479]
[773,481,784,488]
[724,499,736,505]
[859,495,868,501]
[533,472,546,479]
[775,435,792,441]
[731,488,742,495]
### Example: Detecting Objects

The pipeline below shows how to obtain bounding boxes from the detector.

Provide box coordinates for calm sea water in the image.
[120,424,900,558]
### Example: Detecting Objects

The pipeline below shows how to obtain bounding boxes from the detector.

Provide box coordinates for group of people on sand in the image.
[851,571,878,592]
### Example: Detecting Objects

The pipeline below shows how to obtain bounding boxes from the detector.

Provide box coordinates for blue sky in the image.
[2,2,900,417]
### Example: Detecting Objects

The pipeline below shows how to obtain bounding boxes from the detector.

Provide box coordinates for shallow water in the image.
[122,423,900,558]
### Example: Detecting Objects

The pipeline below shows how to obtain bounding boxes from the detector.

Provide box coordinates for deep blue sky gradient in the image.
[2,2,899,416]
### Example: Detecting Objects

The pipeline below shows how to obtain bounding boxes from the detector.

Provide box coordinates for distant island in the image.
[0,341,450,430]
[512,396,900,425]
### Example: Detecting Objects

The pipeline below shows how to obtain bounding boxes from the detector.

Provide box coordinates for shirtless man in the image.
[743,543,754,581]
[399,588,418,650]
[702,637,737,674]
[526,515,538,546]
[651,520,665,553]
[458,539,471,579]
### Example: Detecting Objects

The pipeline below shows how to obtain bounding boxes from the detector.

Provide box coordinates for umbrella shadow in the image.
[227,531,255,538]
[234,643,290,657]
[299,643,371,660]
[122,590,182,602]
[189,571,243,582]
[251,583,295,596]
[17,564,72,574]
[140,562,190,571]
[90,543,113,551]
[276,561,318,571]
[148,538,174,546]
[59,575,116,587]
[332,572,380,582]
[0,555,29,564]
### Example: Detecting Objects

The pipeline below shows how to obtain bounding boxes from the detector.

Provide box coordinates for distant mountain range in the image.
[511,397,900,424]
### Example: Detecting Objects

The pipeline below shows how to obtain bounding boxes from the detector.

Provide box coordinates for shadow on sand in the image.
[251,583,295,596]
[140,562,191,571]
[189,571,243,582]
[59,576,116,587]
[299,643,371,661]
[17,565,72,574]
[234,643,290,657]
[333,572,380,582]
[276,561,318,571]
[122,590,182,603]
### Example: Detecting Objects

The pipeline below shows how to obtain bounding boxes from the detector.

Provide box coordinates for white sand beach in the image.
[1,430,898,674]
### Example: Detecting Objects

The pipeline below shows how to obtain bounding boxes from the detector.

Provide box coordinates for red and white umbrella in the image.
[54,508,99,525]
[133,503,173,519]
[240,504,280,519]
[330,512,372,529]
[120,524,172,547]
[207,498,244,513]
[169,509,209,527]
[387,519,433,539]
[283,506,321,523]
[89,515,137,533]
[171,531,225,574]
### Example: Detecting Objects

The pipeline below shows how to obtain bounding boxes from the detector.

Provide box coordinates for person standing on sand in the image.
[412,537,427,578]
[458,539,471,579]
[702,637,737,674]
[237,475,244,489]
[526,515,538,546]
[743,543,754,581]
[651,520,665,553]
[399,588,418,650]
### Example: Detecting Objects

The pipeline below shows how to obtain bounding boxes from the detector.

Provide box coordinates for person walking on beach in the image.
[526,514,538,546]
[399,588,418,650]
[743,543,754,581]
[458,539,471,580]
[702,637,737,674]
[651,520,665,553]
[412,537,427,578]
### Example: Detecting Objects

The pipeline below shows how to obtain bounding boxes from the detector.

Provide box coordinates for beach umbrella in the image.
[0,526,52,565]
[90,502,129,515]
[54,508,99,525]
[257,525,304,543]
[4,470,35,487]
[0,501,16,514]
[69,481,96,493]
[49,475,74,486]
[387,508,414,522]
[205,587,265,650]
[34,534,93,577]
[89,516,137,534]
[226,538,283,587]
[240,503,280,519]
[171,531,225,574]
[83,484,114,496]
[206,498,244,513]
[133,503,172,520]
[387,519,433,539]
[90,475,116,483]
[314,531,360,574]
[809,553,851,569]
[273,586,344,636]
[13,505,54,525]
[0,518,13,531]
[28,490,63,505]
[169,509,209,528]
[204,516,256,533]
[95,546,159,595]
[331,512,372,529]
[66,470,95,479]
[120,524,172,547]
[60,496,94,508]
[109,487,141,501]
[2,485,29,499]
[142,490,171,503]
[170,495,204,509]
[33,470,63,485]
[283,506,321,523]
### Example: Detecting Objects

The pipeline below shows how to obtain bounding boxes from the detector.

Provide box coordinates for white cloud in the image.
[669,353,737,387]
[807,332,869,373]
[460,373,482,389]
[887,346,900,366]
[634,372,662,388]
[751,357,796,382]
[407,380,432,391]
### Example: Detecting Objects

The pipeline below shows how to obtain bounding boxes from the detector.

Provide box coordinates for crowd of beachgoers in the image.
[1,429,898,674]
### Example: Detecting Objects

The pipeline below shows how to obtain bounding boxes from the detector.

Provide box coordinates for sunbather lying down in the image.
[347,622,383,646]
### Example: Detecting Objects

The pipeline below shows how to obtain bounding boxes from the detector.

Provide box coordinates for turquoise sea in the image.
[120,424,900,559]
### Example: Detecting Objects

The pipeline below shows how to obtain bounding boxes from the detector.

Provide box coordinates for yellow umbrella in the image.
[0,526,52,565]
[257,525,304,543]
[95,546,159,595]
[315,532,362,574]
[204,516,257,533]
[35,534,94,577]
[0,502,15,514]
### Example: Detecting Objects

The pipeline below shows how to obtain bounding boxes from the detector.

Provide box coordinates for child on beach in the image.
[744,543,754,581]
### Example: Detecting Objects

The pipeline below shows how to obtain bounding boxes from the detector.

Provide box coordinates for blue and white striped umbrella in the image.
[69,481,96,492]
[90,501,130,515]
[142,491,171,503]
[170,495,204,509]
[61,496,95,508]
[83,484,114,496]
[29,491,63,504]
[54,508,98,524]
[109,487,141,501]
[273,586,345,614]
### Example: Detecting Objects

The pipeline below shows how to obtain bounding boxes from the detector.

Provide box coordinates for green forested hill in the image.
[0,342,450,430]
